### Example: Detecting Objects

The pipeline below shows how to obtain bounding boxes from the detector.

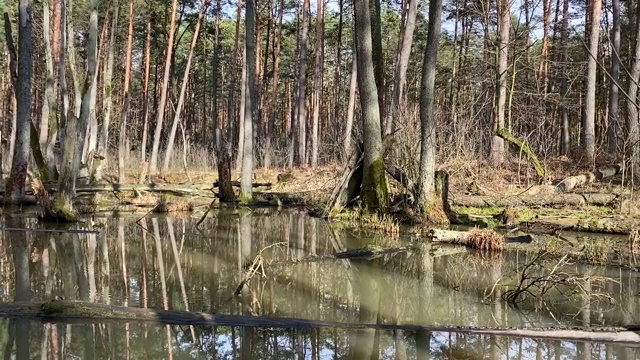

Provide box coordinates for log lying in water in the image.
[1,301,639,345]
[429,229,533,244]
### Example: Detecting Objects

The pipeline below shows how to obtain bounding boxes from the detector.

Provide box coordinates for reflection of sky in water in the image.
[0,211,639,358]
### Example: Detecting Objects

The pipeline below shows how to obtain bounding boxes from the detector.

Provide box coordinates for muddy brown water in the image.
[0,208,638,359]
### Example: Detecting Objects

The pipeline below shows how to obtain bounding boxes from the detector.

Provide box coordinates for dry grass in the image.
[464,228,505,252]
[152,196,194,213]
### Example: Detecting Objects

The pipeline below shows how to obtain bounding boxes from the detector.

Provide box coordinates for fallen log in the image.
[0,182,272,197]
[429,229,533,244]
[451,192,618,207]
[2,300,639,345]
[557,163,623,192]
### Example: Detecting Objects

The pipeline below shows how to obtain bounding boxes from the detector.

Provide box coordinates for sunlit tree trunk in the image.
[55,0,98,218]
[583,0,601,159]
[354,0,388,210]
[140,5,152,165]
[41,0,58,158]
[4,0,32,203]
[118,0,135,183]
[310,0,324,167]
[628,1,640,179]
[417,0,442,206]
[559,0,570,155]
[607,0,620,154]
[369,0,384,119]
[490,0,510,165]
[295,0,310,166]
[162,1,208,174]
[149,0,179,174]
[240,0,257,200]
[264,0,284,169]
[344,53,357,158]
[385,0,418,135]
[95,1,118,182]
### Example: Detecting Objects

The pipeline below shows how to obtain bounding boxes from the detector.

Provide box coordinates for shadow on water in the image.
[0,209,638,358]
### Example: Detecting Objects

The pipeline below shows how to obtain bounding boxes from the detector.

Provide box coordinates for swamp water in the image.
[0,208,638,359]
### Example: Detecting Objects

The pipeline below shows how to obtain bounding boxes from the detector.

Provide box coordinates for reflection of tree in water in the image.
[0,211,638,358]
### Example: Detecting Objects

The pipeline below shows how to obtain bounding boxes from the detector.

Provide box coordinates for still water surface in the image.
[0,208,638,359]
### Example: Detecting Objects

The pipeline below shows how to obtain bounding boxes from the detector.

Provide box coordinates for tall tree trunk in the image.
[490,0,511,165]
[162,1,208,174]
[385,0,418,135]
[559,0,570,155]
[354,0,388,210]
[264,0,284,169]
[584,0,602,159]
[41,0,58,157]
[295,0,310,166]
[369,0,384,120]
[241,0,257,200]
[310,0,324,167]
[344,53,357,157]
[607,0,620,154]
[140,5,152,164]
[149,0,179,174]
[628,1,640,179]
[418,0,442,206]
[118,0,135,183]
[236,47,247,170]
[4,0,32,203]
[95,1,118,182]
[538,0,551,92]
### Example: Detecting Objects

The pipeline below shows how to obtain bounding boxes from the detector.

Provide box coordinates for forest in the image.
[0,0,639,215]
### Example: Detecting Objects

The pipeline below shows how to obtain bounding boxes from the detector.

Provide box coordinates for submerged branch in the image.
[1,301,639,345]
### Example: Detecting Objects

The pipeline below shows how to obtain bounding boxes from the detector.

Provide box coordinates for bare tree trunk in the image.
[584,0,602,159]
[55,0,98,219]
[344,53,357,158]
[295,0,310,166]
[490,0,510,166]
[417,0,442,206]
[236,47,247,171]
[140,5,152,165]
[264,0,284,169]
[310,0,324,167]
[607,0,620,154]
[41,0,58,154]
[3,0,32,203]
[385,0,418,135]
[162,1,209,174]
[628,1,640,179]
[94,1,118,182]
[559,0,570,155]
[149,0,179,174]
[240,0,257,200]
[354,0,388,210]
[118,0,135,183]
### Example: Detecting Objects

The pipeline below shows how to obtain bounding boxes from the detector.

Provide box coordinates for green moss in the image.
[360,158,389,211]
[41,301,64,315]
[238,195,252,205]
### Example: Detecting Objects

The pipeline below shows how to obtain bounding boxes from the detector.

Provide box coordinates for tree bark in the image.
[149,0,179,174]
[240,0,257,200]
[295,0,310,166]
[559,0,570,155]
[140,3,152,165]
[4,1,32,203]
[583,0,602,159]
[344,53,357,158]
[490,0,510,166]
[385,0,418,135]
[162,1,209,174]
[95,0,118,182]
[354,0,388,210]
[607,0,620,154]
[417,0,442,206]
[310,0,324,167]
[628,0,640,179]
[118,0,135,183]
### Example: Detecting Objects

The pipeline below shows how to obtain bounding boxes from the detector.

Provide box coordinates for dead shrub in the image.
[464,228,505,252]
[153,196,194,213]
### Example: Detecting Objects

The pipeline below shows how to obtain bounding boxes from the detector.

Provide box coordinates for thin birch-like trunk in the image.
[162,0,208,174]
[149,0,179,174]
